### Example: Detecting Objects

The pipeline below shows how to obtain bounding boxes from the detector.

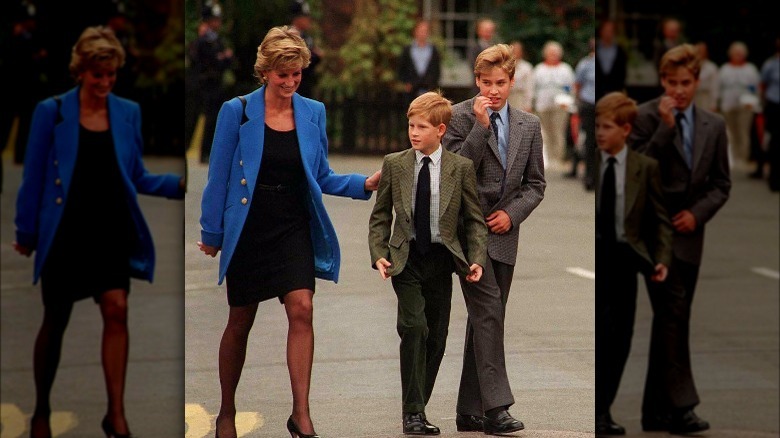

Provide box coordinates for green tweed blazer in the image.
[368,148,488,277]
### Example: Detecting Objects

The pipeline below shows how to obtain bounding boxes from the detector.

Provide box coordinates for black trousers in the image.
[595,240,642,414]
[456,257,516,416]
[642,255,701,414]
[391,243,454,413]
[765,101,780,190]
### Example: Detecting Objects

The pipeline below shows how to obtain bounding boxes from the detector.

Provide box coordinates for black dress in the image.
[225,124,315,307]
[41,125,133,306]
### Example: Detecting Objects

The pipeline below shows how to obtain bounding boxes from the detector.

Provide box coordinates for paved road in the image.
[184,155,596,438]
[1,157,186,437]
[609,167,780,438]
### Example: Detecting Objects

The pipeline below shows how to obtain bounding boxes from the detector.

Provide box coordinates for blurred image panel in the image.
[595,0,779,436]
[1,1,185,437]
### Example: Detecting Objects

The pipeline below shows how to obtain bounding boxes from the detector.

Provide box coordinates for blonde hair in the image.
[596,92,638,126]
[69,26,125,80]
[407,91,452,127]
[659,43,701,79]
[254,26,311,84]
[474,44,516,79]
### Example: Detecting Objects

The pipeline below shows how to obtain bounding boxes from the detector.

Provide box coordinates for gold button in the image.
[239,160,243,166]
[241,197,248,205]
[55,197,63,204]
[55,178,61,185]
[240,178,247,185]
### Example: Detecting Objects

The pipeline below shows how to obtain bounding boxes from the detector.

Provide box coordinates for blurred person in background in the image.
[190,1,233,164]
[693,41,719,112]
[289,0,321,98]
[508,40,534,113]
[572,37,597,190]
[595,19,627,102]
[13,26,185,438]
[653,17,685,71]
[397,19,441,107]
[467,18,497,95]
[533,40,574,169]
[760,36,780,191]
[717,41,761,171]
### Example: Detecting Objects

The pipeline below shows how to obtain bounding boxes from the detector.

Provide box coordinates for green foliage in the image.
[317,0,418,102]
[498,0,594,66]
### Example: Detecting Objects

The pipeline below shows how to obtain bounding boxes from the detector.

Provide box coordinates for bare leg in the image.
[31,302,74,438]
[284,289,315,435]
[216,303,259,438]
[99,289,131,435]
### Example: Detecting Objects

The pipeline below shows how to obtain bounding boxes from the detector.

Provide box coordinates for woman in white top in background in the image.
[533,40,574,168]
[718,41,761,167]
[694,41,719,112]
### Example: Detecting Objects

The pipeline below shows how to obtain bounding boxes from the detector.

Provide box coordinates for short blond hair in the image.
[407,91,452,127]
[659,43,701,80]
[254,26,311,84]
[69,26,125,80]
[596,92,638,126]
[474,44,516,79]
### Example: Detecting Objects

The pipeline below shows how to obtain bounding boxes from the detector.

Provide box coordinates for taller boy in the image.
[443,44,546,434]
[628,43,730,433]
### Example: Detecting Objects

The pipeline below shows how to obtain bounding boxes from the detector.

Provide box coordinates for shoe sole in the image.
[483,424,525,435]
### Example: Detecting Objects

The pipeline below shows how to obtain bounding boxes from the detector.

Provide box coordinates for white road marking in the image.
[566,267,595,280]
[751,267,780,280]
[184,403,263,438]
[0,404,77,438]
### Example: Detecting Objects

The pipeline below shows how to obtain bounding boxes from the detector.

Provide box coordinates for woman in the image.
[532,40,575,168]
[718,41,761,169]
[198,26,380,438]
[13,26,185,438]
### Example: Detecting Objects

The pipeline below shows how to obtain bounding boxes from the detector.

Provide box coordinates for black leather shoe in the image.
[641,412,671,431]
[403,413,440,435]
[669,410,709,434]
[456,414,484,432]
[482,410,524,435]
[595,413,625,436]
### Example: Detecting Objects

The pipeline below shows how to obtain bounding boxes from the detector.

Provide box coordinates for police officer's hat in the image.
[290,0,310,18]
[202,2,222,20]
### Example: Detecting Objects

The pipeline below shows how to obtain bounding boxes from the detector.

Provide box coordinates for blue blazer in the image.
[15,87,184,284]
[200,87,371,285]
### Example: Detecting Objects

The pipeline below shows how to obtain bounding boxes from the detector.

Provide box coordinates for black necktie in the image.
[415,156,432,254]
[490,112,500,140]
[599,157,616,242]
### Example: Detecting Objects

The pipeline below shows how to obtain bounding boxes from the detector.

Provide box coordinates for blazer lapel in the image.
[691,106,708,171]
[505,107,523,175]
[399,149,415,219]
[624,149,641,217]
[438,150,456,219]
[54,88,80,197]
[293,93,319,176]
[238,87,266,193]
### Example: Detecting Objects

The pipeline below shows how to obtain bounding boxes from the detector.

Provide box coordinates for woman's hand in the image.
[197,241,220,257]
[13,242,33,257]
[365,170,381,191]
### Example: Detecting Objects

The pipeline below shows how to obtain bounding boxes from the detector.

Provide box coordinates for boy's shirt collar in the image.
[600,144,627,164]
[416,144,443,165]
[487,103,509,125]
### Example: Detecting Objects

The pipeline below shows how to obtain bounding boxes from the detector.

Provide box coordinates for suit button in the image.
[241,197,248,205]
[55,197,63,204]
[55,178,61,185]
[241,178,247,185]
[239,160,243,166]
[495,178,501,182]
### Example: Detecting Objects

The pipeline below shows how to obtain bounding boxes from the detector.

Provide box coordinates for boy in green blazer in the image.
[369,91,487,435]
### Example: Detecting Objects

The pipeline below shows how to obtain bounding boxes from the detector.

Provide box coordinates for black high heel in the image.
[286,416,320,438]
[101,416,133,438]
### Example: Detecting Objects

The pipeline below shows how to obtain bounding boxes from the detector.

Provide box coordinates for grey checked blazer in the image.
[443,97,546,265]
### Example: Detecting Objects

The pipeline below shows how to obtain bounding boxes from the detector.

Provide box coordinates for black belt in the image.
[256,183,301,193]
